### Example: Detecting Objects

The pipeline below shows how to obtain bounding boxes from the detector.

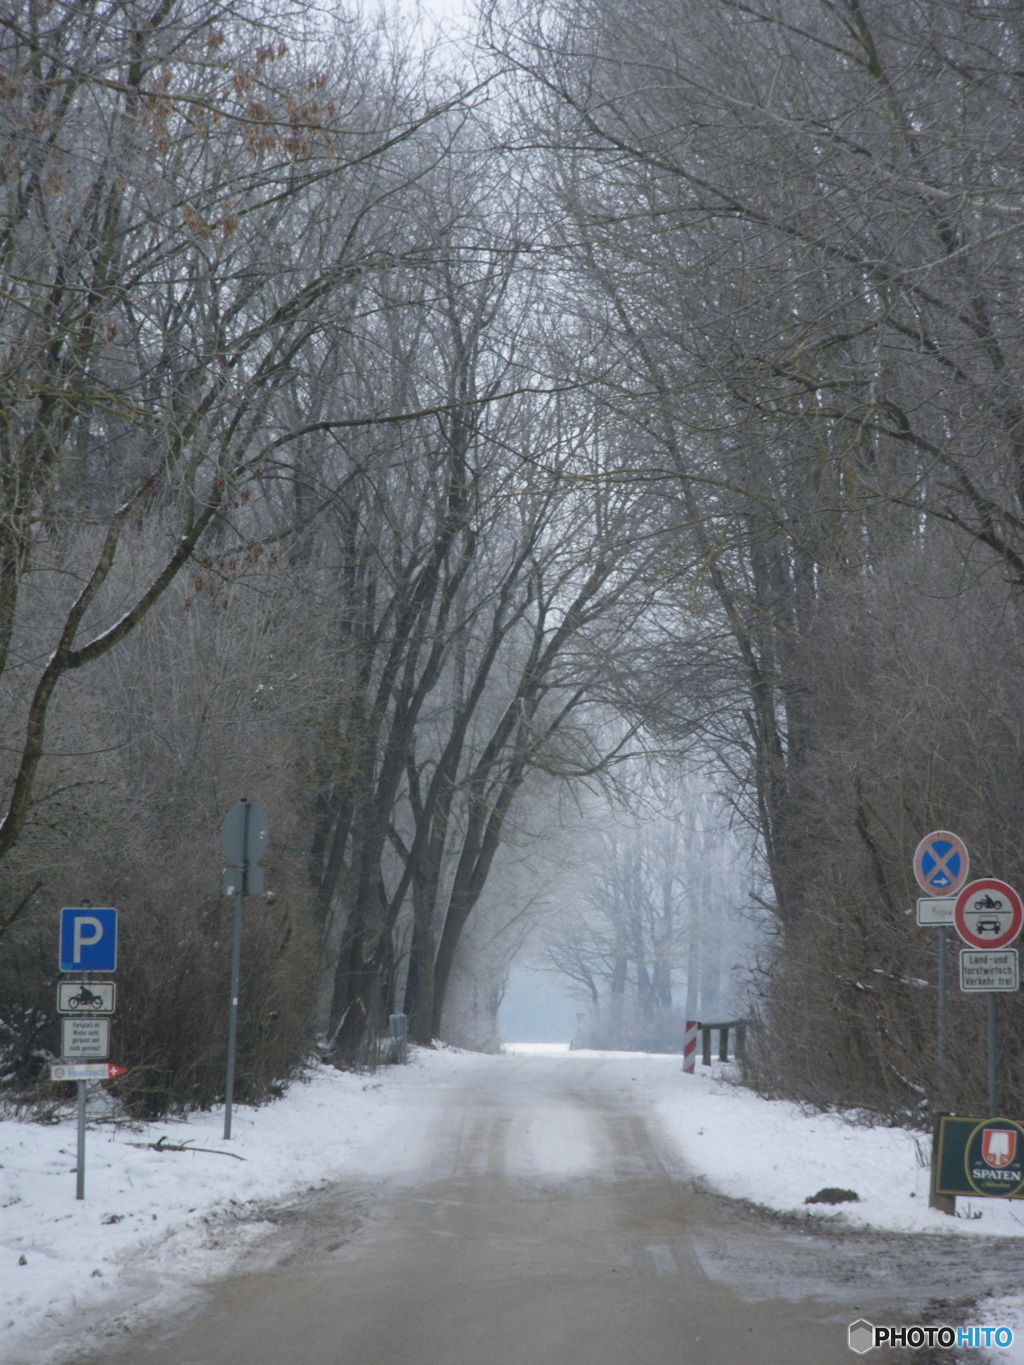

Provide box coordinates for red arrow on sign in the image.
[50,1061,129,1081]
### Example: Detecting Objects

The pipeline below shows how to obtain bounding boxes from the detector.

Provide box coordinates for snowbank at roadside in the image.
[3,1045,1024,1364]
[651,1060,1024,1238]
[508,1045,1024,1361]
[0,1049,480,1364]
[507,1042,1024,1236]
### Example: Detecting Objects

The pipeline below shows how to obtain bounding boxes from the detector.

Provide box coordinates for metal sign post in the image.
[224,871,244,1141]
[953,878,1023,1116]
[220,799,269,1141]
[937,926,947,1074]
[56,901,120,1200]
[51,1059,128,1198]
[912,833,971,1083]
[989,993,998,1116]
[76,1081,87,1200]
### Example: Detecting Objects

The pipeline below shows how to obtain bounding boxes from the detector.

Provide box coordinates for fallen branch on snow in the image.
[127,1134,246,1160]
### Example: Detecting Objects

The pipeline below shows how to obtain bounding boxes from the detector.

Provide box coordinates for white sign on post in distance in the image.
[916,897,957,927]
[960,950,1020,992]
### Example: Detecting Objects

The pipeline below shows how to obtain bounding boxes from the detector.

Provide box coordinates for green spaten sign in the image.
[933,1116,1024,1198]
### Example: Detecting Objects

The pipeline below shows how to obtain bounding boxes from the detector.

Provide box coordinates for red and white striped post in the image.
[682,1019,697,1073]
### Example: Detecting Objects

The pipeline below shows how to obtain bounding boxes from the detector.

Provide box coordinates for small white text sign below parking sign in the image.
[61,1017,110,1059]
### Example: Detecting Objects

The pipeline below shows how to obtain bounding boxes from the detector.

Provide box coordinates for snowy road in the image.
[57,1054,938,1365]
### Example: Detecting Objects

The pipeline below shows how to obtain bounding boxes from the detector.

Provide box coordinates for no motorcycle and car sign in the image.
[953,878,1024,951]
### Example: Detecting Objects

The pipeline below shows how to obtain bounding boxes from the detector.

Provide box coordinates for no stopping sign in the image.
[913,831,970,895]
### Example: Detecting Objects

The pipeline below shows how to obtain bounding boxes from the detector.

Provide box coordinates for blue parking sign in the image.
[59,908,117,972]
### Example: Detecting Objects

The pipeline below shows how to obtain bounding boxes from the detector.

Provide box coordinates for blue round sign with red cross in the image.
[913,831,970,896]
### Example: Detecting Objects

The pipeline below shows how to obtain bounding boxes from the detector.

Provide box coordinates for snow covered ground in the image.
[3,1045,1023,1362]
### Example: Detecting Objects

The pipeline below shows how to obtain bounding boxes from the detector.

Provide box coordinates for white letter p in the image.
[73,916,103,963]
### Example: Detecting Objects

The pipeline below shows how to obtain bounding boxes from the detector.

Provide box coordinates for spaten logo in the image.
[982,1127,1017,1169]
[964,1119,1024,1196]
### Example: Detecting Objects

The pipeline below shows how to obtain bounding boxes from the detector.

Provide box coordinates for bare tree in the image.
[485,0,1024,922]
[474,0,1024,1108]
[0,0,486,954]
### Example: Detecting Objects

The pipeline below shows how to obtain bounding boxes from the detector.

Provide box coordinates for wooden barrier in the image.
[697,1018,748,1066]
